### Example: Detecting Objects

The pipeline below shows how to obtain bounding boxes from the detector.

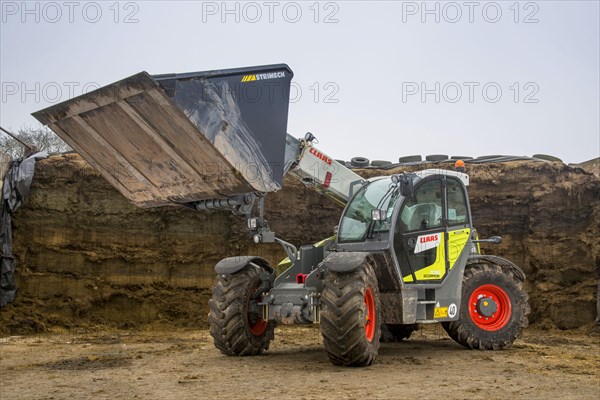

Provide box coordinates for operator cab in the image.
[337,169,473,285]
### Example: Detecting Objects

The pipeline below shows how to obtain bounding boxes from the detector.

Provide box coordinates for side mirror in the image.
[399,175,414,197]
[488,236,502,244]
[473,236,502,244]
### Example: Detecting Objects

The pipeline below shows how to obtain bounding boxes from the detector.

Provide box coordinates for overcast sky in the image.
[1,1,598,163]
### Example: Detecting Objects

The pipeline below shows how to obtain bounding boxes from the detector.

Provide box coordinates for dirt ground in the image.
[1,156,599,398]
[1,325,598,400]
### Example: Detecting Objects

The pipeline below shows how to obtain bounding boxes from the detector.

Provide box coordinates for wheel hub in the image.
[476,297,498,317]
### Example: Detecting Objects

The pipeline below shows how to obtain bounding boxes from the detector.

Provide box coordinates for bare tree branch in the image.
[0,125,71,158]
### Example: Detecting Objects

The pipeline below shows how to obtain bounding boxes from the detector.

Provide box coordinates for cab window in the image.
[398,179,443,233]
[338,178,399,243]
[446,179,469,226]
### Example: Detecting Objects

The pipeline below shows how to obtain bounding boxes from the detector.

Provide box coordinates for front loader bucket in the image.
[32,64,293,207]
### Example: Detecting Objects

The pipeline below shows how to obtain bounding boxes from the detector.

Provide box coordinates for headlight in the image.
[247,217,258,229]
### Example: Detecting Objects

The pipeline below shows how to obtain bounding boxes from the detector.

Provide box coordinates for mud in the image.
[1,154,599,335]
[1,325,599,399]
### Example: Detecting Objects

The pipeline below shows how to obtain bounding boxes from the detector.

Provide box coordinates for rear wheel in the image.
[320,258,381,366]
[208,266,275,356]
[381,324,418,342]
[442,264,529,350]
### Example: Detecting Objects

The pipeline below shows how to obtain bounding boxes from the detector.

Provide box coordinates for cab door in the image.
[393,176,472,284]
[393,178,447,283]
[445,177,472,272]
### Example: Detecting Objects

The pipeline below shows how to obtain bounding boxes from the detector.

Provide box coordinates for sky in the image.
[1,0,599,164]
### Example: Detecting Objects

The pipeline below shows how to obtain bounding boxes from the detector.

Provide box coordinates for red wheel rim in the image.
[468,284,512,331]
[247,291,268,336]
[249,318,268,336]
[364,287,376,342]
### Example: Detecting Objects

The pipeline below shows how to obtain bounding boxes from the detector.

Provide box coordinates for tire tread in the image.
[320,260,381,366]
[208,267,275,356]
[442,264,530,350]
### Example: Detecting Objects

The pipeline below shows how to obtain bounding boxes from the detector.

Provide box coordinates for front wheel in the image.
[320,258,381,367]
[442,264,529,350]
[208,265,275,356]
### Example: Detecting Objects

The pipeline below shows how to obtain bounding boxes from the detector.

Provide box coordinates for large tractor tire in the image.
[208,266,275,356]
[381,324,418,342]
[320,259,381,367]
[442,264,529,350]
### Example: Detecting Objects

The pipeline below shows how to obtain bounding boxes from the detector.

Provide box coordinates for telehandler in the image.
[34,64,529,366]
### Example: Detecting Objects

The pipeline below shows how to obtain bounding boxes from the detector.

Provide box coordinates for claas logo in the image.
[309,147,332,165]
[241,75,257,82]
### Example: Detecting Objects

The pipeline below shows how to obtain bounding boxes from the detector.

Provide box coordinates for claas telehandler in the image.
[34,64,529,367]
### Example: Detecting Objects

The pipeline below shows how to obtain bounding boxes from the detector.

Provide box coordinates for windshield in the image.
[338,178,399,243]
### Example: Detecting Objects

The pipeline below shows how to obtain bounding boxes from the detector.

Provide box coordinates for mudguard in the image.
[467,254,526,282]
[215,256,273,275]
[321,252,371,273]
